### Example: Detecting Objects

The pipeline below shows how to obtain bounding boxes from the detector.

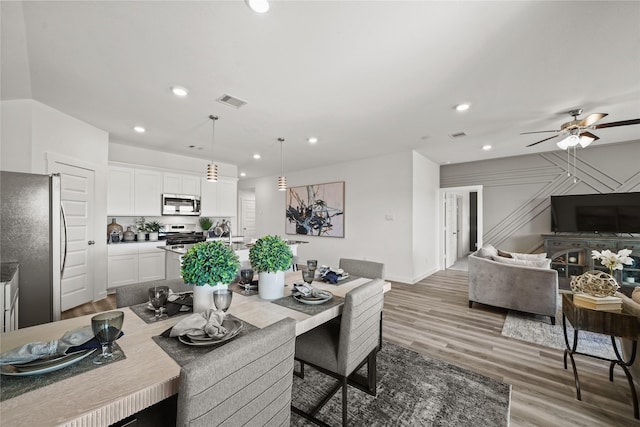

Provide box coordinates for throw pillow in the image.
[492,255,551,269]
[497,249,513,258]
[632,287,640,305]
[512,252,547,261]
[477,244,498,259]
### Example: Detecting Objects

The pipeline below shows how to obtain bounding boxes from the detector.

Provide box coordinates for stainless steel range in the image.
[162,224,207,279]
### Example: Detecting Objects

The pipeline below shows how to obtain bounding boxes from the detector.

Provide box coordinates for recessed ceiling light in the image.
[455,103,471,112]
[253,154,261,159]
[245,0,269,13]
[240,172,246,177]
[308,137,318,144]
[171,86,188,97]
[482,145,492,151]
[133,126,146,133]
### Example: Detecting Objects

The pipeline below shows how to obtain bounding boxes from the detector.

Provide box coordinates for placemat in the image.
[228,282,258,297]
[130,301,192,324]
[1,343,126,402]
[151,315,259,367]
[270,294,345,316]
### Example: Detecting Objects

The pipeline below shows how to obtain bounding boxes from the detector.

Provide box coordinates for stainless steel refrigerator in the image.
[0,171,63,327]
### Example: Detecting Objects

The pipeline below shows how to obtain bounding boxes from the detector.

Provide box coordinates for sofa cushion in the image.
[477,244,498,258]
[492,255,551,269]
[511,252,547,260]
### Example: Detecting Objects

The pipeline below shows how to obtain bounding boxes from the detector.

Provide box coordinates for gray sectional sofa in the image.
[468,246,559,324]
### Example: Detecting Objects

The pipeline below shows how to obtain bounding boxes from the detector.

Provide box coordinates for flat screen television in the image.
[550,192,640,233]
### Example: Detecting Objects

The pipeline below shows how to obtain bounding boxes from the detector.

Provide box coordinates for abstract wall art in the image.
[285,181,344,237]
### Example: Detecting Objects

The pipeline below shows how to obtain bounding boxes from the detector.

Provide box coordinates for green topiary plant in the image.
[249,235,293,273]
[181,241,240,286]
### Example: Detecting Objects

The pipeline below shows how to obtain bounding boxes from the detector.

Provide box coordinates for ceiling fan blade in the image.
[577,113,607,127]
[580,131,599,141]
[520,130,559,135]
[593,118,640,129]
[526,134,559,147]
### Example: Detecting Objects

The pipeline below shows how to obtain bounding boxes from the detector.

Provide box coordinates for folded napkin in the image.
[319,266,348,284]
[169,309,227,339]
[166,292,193,316]
[292,283,313,297]
[0,326,96,365]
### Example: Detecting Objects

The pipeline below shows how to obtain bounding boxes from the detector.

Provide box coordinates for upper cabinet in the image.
[163,172,200,196]
[201,177,237,218]
[107,165,162,216]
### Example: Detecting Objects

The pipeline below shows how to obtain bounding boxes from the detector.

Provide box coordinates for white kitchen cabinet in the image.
[163,172,200,196]
[107,242,165,287]
[134,169,162,216]
[107,166,135,216]
[108,166,162,216]
[201,177,238,217]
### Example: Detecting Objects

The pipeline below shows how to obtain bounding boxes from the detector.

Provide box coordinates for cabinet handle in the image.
[571,243,581,247]
[88,240,96,245]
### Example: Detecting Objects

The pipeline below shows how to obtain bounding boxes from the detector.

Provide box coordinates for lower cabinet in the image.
[108,243,165,288]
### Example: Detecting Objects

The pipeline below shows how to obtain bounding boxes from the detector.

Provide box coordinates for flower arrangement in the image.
[249,235,293,273]
[591,249,633,276]
[145,220,164,233]
[181,241,240,286]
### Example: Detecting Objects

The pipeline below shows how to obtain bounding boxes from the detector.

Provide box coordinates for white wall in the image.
[240,150,440,283]
[109,142,237,178]
[1,99,110,301]
[412,151,441,281]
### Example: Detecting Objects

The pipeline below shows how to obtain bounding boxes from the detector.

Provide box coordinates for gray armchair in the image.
[338,258,385,279]
[177,317,296,427]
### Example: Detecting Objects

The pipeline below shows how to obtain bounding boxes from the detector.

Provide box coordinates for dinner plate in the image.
[294,292,333,305]
[179,319,244,347]
[1,349,97,376]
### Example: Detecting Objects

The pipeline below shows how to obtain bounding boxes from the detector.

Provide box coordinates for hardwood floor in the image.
[62,272,638,425]
[60,294,115,319]
[382,269,638,426]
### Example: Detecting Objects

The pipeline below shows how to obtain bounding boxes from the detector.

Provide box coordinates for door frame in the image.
[439,185,483,270]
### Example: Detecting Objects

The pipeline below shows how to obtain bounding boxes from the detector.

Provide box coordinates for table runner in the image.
[130,301,192,324]
[151,315,259,366]
[270,293,345,316]
[0,343,126,402]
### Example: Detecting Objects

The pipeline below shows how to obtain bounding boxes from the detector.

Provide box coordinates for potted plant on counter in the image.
[181,241,240,312]
[249,235,293,300]
[199,217,214,237]
[146,220,163,241]
[135,217,147,241]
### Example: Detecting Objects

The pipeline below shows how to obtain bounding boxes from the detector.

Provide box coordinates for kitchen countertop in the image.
[158,241,307,255]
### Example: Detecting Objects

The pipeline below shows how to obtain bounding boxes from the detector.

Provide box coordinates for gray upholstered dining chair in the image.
[176,317,296,427]
[338,258,385,279]
[115,279,192,307]
[292,278,384,426]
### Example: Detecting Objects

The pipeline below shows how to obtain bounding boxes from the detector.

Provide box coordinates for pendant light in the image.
[207,115,219,182]
[277,137,287,191]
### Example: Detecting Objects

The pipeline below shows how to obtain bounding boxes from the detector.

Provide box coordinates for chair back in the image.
[338,258,385,279]
[176,317,296,427]
[115,279,191,307]
[337,278,384,376]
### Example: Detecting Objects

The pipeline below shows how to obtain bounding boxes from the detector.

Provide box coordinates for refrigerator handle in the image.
[61,205,68,275]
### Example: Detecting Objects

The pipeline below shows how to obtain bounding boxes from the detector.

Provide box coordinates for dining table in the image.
[0,272,391,427]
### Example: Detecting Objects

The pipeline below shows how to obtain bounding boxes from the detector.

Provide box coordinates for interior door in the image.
[50,161,95,311]
[445,193,458,268]
[240,196,256,240]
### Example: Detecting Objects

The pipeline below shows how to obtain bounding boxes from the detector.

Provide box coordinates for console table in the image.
[561,293,639,419]
[543,234,639,286]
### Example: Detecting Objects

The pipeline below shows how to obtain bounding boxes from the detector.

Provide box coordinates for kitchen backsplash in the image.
[107,216,233,233]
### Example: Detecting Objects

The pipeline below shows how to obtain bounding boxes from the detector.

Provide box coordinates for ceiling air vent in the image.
[217,94,248,109]
[449,131,467,138]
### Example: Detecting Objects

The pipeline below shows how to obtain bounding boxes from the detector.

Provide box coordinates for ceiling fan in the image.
[522,109,640,149]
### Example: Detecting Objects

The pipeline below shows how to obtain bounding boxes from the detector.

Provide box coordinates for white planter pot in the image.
[149,232,159,241]
[192,283,223,313]
[137,232,146,241]
[258,271,285,300]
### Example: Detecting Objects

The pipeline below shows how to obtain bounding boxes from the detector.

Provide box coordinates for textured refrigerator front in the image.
[0,171,61,327]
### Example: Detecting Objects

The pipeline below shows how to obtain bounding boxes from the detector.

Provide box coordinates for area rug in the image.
[501,304,617,359]
[291,342,511,426]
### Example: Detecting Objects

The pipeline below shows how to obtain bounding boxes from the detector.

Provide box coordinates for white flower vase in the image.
[258,271,285,300]
[193,284,220,313]
[149,232,159,241]
[137,232,146,241]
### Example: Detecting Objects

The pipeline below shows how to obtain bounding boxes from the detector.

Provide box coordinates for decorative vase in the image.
[192,283,227,312]
[258,271,285,300]
[149,232,159,241]
[107,218,123,241]
[570,270,619,297]
[123,227,135,242]
[137,232,146,242]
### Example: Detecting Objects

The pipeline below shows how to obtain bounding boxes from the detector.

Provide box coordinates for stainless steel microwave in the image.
[162,194,201,216]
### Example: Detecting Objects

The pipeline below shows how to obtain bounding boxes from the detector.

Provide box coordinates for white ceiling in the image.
[2,1,639,179]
